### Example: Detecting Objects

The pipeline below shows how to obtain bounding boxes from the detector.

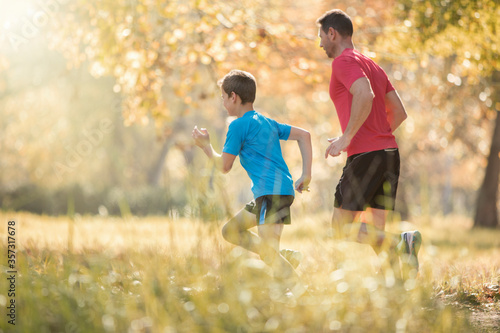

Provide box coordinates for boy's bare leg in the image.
[222,210,302,291]
[221,208,261,253]
[257,223,296,280]
[258,223,306,296]
[222,210,296,276]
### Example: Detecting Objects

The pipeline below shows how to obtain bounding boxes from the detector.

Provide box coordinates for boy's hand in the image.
[295,175,311,193]
[192,126,210,149]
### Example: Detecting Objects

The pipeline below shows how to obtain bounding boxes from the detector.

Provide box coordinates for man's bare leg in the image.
[332,207,399,253]
[331,207,358,240]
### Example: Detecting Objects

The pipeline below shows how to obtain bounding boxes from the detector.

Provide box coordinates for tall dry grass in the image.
[0,211,499,332]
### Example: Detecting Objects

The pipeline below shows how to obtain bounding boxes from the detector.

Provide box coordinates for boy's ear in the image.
[230,91,239,103]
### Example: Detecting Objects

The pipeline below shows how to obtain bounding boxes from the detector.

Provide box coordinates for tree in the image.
[381,0,500,227]
[47,0,328,187]
[475,75,500,228]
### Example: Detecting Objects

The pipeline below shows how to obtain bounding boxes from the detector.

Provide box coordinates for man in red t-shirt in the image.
[317,9,422,279]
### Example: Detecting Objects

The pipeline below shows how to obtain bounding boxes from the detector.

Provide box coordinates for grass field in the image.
[0,211,499,332]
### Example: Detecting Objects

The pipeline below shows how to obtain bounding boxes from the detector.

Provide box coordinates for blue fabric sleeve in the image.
[268,118,291,140]
[222,121,244,156]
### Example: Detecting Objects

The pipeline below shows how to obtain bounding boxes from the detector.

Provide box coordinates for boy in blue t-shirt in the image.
[192,70,312,294]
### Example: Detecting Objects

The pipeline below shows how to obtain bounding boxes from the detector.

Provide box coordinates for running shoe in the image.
[280,249,302,269]
[397,230,422,277]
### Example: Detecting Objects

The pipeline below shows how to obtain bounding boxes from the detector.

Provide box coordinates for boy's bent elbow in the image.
[288,126,311,142]
[297,129,311,143]
[220,152,236,174]
[221,161,233,174]
[301,130,311,142]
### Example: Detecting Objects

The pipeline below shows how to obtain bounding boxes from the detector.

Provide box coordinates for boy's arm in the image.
[192,126,236,174]
[287,126,312,193]
[385,90,407,132]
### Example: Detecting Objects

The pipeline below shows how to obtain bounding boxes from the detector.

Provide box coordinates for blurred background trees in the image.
[379,0,499,227]
[0,0,498,227]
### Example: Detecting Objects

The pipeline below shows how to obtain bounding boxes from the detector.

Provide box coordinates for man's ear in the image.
[328,27,336,40]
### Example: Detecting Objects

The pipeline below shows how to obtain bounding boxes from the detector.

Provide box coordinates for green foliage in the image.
[51,0,312,128]
[371,0,499,224]
[394,0,499,78]
[0,0,497,222]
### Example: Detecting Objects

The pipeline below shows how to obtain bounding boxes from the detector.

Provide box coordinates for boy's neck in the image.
[235,103,254,118]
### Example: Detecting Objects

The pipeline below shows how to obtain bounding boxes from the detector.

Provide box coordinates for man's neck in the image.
[333,40,354,59]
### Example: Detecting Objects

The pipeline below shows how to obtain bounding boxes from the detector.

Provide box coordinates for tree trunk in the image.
[147,138,173,187]
[474,108,500,228]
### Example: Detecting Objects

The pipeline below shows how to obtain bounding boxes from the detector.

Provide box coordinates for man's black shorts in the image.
[334,148,400,211]
[245,195,294,225]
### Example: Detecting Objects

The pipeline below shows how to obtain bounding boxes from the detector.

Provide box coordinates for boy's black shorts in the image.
[334,148,400,211]
[245,195,294,225]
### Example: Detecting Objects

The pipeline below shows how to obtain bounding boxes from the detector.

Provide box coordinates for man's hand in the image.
[325,136,350,158]
[192,126,210,149]
[324,77,373,159]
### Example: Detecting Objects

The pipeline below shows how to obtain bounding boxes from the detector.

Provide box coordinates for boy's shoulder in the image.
[229,111,254,127]
[230,110,261,126]
[247,110,278,124]
[229,110,284,130]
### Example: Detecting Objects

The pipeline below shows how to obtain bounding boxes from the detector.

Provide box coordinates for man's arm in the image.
[385,90,407,132]
[325,77,374,158]
[288,126,312,193]
[192,126,237,174]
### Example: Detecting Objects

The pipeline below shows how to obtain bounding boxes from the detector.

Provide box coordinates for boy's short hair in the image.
[316,9,353,37]
[218,70,256,104]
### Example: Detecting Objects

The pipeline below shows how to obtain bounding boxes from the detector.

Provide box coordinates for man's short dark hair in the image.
[316,9,353,37]
[218,70,256,104]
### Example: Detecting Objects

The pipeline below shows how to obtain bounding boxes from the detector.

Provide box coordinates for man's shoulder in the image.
[332,50,359,72]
